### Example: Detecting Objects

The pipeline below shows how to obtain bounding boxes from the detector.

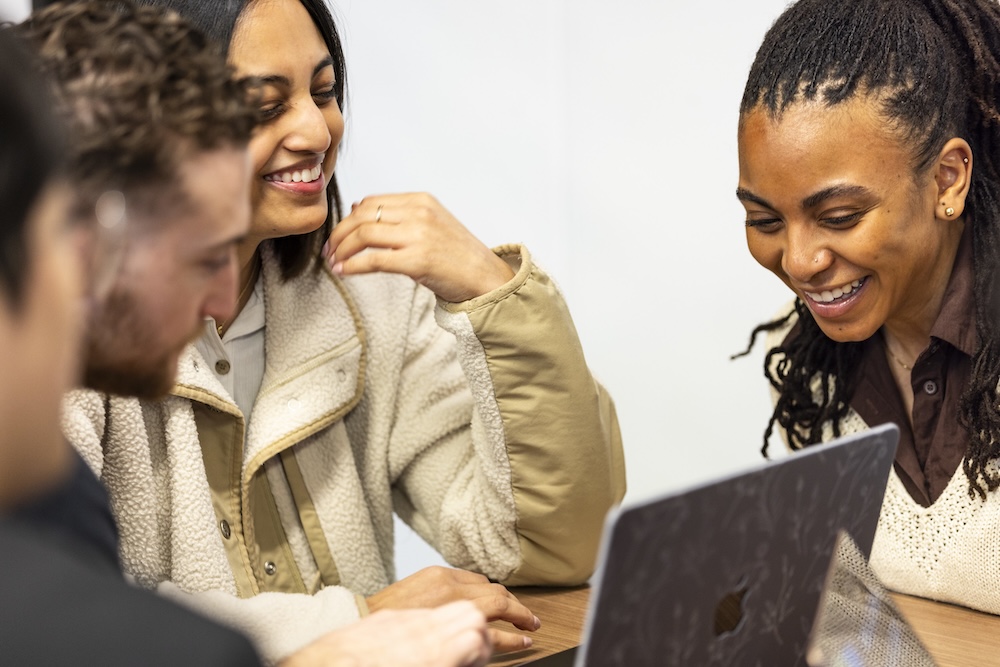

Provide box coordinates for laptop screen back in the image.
[577,424,898,666]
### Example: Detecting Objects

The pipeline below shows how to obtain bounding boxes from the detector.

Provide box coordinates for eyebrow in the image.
[251,55,336,88]
[800,184,875,209]
[735,187,772,209]
[735,184,876,211]
[203,233,247,254]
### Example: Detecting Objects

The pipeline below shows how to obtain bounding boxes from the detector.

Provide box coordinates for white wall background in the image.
[0,0,27,20]
[332,0,795,575]
[2,0,798,577]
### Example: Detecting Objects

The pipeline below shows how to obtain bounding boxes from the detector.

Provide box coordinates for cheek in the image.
[248,130,278,177]
[324,106,344,168]
[746,230,783,273]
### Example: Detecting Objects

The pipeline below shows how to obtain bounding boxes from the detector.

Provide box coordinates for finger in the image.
[472,588,540,632]
[444,627,493,667]
[329,244,430,281]
[487,627,532,654]
[331,223,401,261]
[327,196,392,252]
[430,600,488,629]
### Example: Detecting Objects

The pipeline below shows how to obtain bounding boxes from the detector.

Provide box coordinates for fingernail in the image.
[331,261,344,275]
[321,240,330,257]
[533,616,541,630]
[351,201,359,211]
[523,636,533,648]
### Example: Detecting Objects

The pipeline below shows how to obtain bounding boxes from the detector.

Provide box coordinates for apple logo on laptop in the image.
[713,577,749,636]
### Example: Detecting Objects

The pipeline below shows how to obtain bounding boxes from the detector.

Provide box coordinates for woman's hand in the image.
[324,193,515,303]
[281,600,491,667]
[366,566,540,654]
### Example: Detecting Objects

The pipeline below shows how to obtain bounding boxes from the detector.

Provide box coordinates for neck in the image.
[881,221,965,364]
[218,242,261,337]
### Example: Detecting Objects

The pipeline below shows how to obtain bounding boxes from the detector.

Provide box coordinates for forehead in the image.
[738,97,914,199]
[230,0,330,76]
[131,147,251,250]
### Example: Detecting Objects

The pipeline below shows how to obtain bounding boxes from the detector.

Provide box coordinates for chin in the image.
[814,320,879,344]
[83,359,177,400]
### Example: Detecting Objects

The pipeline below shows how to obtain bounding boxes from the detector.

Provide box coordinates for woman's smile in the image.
[262,159,326,195]
[801,277,868,319]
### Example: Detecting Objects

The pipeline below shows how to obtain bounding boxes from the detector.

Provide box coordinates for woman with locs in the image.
[738,0,1000,613]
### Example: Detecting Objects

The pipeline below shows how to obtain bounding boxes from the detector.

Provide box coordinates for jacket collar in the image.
[173,244,367,471]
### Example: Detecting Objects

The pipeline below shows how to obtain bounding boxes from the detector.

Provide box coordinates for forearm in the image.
[437,244,626,585]
[156,581,365,666]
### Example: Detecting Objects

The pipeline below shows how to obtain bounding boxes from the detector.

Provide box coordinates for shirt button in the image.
[215,359,231,375]
[923,380,939,395]
[219,520,231,540]
[264,561,277,576]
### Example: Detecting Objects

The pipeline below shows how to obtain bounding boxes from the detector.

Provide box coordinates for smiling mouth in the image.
[804,277,867,304]
[264,164,323,184]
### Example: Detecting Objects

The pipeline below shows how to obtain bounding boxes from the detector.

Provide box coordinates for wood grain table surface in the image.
[487,586,1000,666]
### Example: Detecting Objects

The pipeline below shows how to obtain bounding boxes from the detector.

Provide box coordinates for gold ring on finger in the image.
[375,204,383,224]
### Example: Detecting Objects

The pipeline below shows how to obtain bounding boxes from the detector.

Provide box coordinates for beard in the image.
[82,284,201,400]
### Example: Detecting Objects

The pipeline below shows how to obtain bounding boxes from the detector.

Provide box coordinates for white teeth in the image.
[805,278,865,304]
[265,165,324,184]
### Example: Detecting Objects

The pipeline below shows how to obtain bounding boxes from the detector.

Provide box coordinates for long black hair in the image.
[137,0,348,280]
[739,0,1000,499]
[0,30,65,309]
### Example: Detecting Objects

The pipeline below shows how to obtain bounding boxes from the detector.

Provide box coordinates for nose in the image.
[202,252,240,325]
[781,223,832,284]
[283,97,335,155]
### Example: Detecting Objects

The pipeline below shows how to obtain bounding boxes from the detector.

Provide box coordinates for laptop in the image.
[524,423,900,666]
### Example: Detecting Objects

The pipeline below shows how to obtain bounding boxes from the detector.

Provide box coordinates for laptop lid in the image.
[566,423,899,666]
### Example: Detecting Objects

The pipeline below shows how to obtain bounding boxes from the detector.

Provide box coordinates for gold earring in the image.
[945,206,956,217]
[964,157,970,164]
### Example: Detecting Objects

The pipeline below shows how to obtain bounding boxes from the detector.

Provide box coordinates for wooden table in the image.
[489,587,590,666]
[891,593,1000,667]
[489,587,1000,666]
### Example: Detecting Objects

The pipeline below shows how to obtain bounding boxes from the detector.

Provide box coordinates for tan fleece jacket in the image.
[62,243,625,663]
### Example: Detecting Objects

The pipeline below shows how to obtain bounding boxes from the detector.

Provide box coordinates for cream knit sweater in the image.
[766,307,1000,615]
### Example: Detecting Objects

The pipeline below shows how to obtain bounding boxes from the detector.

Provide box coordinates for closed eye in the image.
[820,210,868,228]
[745,217,782,232]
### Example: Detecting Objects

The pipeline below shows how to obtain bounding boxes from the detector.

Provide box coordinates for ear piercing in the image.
[945,205,956,217]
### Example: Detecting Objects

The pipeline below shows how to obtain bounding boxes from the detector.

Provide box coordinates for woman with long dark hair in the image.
[738,0,1000,613]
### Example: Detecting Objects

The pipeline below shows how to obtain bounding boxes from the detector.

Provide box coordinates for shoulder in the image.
[0,521,261,666]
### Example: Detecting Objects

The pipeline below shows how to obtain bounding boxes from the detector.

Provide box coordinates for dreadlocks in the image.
[739,0,1000,499]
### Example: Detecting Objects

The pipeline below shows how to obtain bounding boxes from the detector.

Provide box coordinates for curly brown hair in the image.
[15,0,258,218]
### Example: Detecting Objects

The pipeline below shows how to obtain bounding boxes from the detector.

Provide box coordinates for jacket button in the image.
[215,359,231,375]
[923,380,939,395]
[264,561,277,576]
[219,520,231,540]
[287,398,302,413]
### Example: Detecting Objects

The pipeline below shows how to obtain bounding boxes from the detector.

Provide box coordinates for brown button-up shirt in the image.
[850,227,976,507]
